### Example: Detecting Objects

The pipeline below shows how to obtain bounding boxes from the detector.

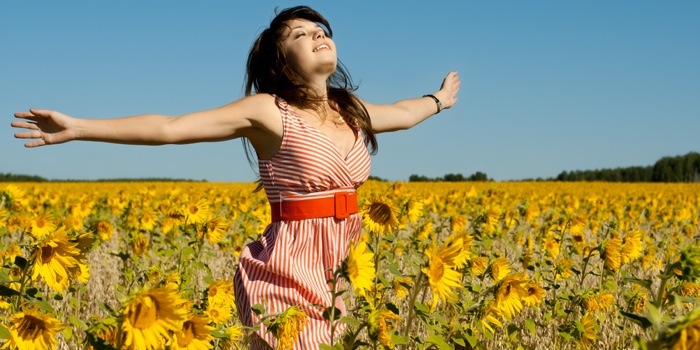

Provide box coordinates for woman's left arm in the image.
[364,71,460,133]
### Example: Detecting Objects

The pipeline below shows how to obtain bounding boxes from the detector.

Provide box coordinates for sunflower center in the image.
[369,203,393,225]
[189,205,199,215]
[177,320,196,347]
[40,245,55,262]
[208,286,218,298]
[129,296,159,329]
[18,315,46,339]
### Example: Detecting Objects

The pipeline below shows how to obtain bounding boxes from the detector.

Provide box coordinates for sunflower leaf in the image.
[0,285,20,297]
[323,306,342,321]
[252,303,265,315]
[619,310,653,329]
[13,256,27,270]
[339,316,361,327]
[0,324,9,340]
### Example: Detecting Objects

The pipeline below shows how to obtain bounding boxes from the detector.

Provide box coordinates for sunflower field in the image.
[1,180,699,350]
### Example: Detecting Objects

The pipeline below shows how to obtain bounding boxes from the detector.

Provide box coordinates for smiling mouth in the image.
[313,44,330,52]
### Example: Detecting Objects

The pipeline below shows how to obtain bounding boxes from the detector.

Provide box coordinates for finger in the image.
[25,139,47,148]
[10,121,39,130]
[14,130,42,139]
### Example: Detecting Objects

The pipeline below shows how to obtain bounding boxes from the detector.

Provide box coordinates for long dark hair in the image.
[242,6,378,169]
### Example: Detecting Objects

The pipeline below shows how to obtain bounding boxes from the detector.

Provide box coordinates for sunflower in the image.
[494,272,529,319]
[450,215,467,233]
[678,282,700,297]
[392,276,413,300]
[95,220,115,241]
[621,229,644,264]
[3,245,22,265]
[207,279,236,312]
[444,232,473,269]
[219,324,246,349]
[675,246,700,282]
[170,314,215,350]
[29,212,56,240]
[3,184,25,203]
[490,257,511,282]
[405,199,424,223]
[121,287,189,350]
[603,238,622,272]
[206,302,234,325]
[554,257,573,280]
[3,306,63,350]
[522,281,546,307]
[186,198,211,225]
[203,216,229,244]
[30,227,81,292]
[344,240,376,299]
[575,313,598,348]
[361,196,399,234]
[367,309,402,348]
[269,306,307,350]
[470,256,488,277]
[543,233,560,258]
[87,317,119,349]
[478,301,503,334]
[422,243,462,309]
[165,273,182,290]
[132,234,150,256]
[62,214,84,232]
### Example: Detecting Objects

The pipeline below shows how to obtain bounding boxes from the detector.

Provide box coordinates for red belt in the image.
[271,192,358,222]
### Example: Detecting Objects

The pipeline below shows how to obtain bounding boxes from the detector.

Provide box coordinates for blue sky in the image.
[2,1,698,182]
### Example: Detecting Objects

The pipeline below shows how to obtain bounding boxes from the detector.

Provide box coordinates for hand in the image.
[434,71,461,111]
[12,108,77,148]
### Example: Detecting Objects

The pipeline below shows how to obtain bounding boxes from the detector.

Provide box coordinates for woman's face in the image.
[279,19,337,81]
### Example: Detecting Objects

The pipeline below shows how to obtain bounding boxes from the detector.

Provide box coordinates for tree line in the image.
[554,152,699,183]
[409,171,491,182]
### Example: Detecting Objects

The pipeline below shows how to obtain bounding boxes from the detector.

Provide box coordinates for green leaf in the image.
[0,285,20,297]
[252,304,265,315]
[210,329,229,338]
[69,315,88,330]
[391,334,410,345]
[0,270,11,283]
[622,277,653,291]
[339,316,361,327]
[388,261,401,275]
[0,324,10,340]
[645,303,663,328]
[524,319,536,334]
[323,306,342,321]
[426,335,452,350]
[14,256,28,270]
[386,301,400,315]
[619,310,652,329]
[63,326,73,340]
[507,324,519,338]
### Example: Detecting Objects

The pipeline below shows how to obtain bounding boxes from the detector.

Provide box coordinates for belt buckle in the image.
[334,192,350,219]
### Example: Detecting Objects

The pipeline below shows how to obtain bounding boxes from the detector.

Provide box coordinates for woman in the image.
[12,5,460,349]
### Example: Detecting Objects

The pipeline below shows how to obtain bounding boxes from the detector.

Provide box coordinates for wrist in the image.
[422,94,442,114]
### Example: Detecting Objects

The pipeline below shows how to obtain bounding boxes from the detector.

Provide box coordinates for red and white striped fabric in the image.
[234,96,371,349]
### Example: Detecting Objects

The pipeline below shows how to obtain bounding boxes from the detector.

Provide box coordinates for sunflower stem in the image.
[402,271,424,349]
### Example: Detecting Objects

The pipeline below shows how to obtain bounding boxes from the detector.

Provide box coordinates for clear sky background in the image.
[2,1,698,182]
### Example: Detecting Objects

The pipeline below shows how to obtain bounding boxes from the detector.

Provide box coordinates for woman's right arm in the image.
[12,93,279,148]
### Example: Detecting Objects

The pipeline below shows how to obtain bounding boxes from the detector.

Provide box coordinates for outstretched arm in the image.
[364,71,460,133]
[12,94,278,148]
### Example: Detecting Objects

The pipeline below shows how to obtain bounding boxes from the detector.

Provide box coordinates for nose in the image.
[313,28,325,40]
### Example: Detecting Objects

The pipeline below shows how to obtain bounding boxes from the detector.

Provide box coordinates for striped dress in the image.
[234,96,371,349]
